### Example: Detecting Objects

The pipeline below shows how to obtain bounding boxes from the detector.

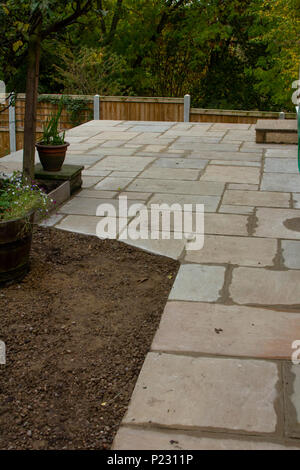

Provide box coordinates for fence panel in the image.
[0,94,297,157]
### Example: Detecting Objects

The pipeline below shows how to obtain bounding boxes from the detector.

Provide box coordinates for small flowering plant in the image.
[0,172,52,221]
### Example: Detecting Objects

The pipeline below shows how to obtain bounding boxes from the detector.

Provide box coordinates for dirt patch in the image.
[0,227,179,450]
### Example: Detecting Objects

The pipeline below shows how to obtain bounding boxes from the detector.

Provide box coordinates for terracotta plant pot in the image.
[36,142,70,172]
[0,213,34,286]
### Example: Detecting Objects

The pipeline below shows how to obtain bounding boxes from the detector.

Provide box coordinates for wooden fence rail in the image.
[0,94,297,157]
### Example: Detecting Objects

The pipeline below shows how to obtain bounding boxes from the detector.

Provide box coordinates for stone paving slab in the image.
[205,214,248,236]
[210,160,260,167]
[40,213,64,228]
[95,176,135,191]
[68,143,103,152]
[185,235,276,266]
[75,189,118,199]
[152,301,300,360]
[124,353,279,434]
[292,193,300,209]
[139,167,200,180]
[0,149,36,163]
[64,155,102,166]
[55,214,128,237]
[99,140,132,148]
[120,233,185,260]
[137,151,186,159]
[211,123,251,130]
[58,196,144,216]
[175,137,222,144]
[130,125,173,133]
[223,190,290,208]
[91,156,156,171]
[153,158,208,170]
[282,240,300,269]
[201,165,260,184]
[189,151,262,161]
[0,160,23,172]
[169,264,225,302]
[113,427,300,450]
[223,130,255,142]
[264,158,298,173]
[255,208,300,239]
[110,171,140,178]
[55,215,101,236]
[82,169,111,177]
[219,204,254,215]
[93,131,140,140]
[227,183,259,191]
[126,210,204,235]
[243,142,296,151]
[172,143,242,152]
[283,364,300,438]
[127,179,225,196]
[266,148,298,158]
[89,148,138,156]
[230,267,300,306]
[147,193,220,213]
[261,173,300,192]
[120,191,152,201]
[81,176,104,188]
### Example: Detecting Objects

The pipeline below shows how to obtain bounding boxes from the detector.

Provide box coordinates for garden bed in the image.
[0,227,179,450]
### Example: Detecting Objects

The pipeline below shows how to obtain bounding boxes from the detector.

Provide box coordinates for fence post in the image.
[184,94,191,122]
[9,93,16,153]
[94,94,100,120]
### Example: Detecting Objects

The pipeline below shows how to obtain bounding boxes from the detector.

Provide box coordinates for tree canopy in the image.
[0,0,299,111]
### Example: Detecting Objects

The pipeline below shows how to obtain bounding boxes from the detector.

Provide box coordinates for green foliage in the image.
[38,95,92,127]
[0,1,94,91]
[52,47,132,96]
[0,172,52,221]
[247,0,300,111]
[0,0,299,111]
[40,97,65,145]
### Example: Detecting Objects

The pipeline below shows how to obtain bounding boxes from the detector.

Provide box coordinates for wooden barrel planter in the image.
[0,213,34,286]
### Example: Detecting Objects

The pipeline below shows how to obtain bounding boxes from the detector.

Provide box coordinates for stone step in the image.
[255,119,297,144]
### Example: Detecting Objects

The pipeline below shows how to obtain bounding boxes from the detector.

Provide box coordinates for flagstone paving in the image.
[152,302,300,360]
[123,353,278,434]
[2,119,300,450]
[169,264,226,302]
[185,235,277,266]
[223,189,290,208]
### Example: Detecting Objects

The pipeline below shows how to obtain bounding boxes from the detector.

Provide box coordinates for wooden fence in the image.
[0,93,296,157]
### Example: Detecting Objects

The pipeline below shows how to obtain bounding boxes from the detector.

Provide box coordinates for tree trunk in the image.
[23,28,41,181]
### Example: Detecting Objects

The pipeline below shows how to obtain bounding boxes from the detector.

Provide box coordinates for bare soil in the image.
[0,227,179,450]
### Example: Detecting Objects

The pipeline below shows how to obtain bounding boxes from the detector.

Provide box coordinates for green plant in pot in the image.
[36,98,70,172]
[0,172,51,285]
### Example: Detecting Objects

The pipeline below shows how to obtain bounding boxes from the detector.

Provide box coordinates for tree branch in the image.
[133,0,187,68]
[97,0,107,35]
[41,0,93,39]
[103,0,123,45]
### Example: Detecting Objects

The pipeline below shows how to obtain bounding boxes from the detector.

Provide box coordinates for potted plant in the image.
[0,172,51,285]
[36,98,70,172]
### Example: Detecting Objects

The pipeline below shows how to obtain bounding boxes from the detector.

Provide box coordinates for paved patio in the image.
[2,119,300,449]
